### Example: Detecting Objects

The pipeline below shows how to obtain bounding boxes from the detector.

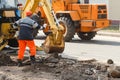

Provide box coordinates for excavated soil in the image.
[0,50,120,80]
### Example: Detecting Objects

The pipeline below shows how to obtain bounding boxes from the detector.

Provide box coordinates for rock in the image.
[96,64,101,70]
[0,53,13,65]
[0,74,6,80]
[84,68,94,75]
[45,57,59,63]
[66,59,76,65]
[108,70,120,78]
[107,59,114,64]
[106,59,120,78]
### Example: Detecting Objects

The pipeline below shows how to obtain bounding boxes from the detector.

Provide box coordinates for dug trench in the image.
[0,49,120,80]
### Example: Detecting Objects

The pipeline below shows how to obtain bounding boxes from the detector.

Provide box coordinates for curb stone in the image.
[97,31,120,37]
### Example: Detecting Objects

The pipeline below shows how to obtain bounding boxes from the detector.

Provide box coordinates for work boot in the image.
[30,56,36,65]
[17,59,23,67]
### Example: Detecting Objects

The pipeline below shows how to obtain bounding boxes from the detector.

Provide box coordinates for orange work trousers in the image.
[18,40,36,60]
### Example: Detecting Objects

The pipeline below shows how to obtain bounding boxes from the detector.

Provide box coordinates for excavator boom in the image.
[22,0,65,53]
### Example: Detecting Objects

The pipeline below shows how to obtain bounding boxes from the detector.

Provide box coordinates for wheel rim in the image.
[58,17,75,42]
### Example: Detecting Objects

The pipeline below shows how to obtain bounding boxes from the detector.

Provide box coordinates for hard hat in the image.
[26,11,32,16]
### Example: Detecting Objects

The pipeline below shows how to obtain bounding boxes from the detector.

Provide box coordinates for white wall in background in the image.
[108,0,120,20]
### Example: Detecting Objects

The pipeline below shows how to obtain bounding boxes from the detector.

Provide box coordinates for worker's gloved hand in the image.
[13,23,19,30]
[43,24,47,28]
[40,23,47,30]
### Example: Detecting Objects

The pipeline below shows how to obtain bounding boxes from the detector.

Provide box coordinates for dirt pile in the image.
[0,52,16,66]
[0,52,120,80]
[21,57,119,80]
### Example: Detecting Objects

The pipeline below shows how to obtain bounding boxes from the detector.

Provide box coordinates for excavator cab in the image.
[0,0,21,20]
[0,0,21,50]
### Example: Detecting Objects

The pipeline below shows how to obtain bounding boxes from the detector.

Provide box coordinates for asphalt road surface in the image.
[35,31,120,65]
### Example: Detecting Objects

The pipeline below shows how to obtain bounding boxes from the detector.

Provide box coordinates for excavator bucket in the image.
[42,32,65,54]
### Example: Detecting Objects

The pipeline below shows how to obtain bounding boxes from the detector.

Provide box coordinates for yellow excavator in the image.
[0,0,65,54]
[0,0,21,50]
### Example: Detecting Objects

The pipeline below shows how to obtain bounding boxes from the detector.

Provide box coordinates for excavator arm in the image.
[22,0,65,53]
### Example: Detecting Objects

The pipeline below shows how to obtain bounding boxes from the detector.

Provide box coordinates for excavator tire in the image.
[8,38,18,47]
[59,17,75,42]
[77,32,96,40]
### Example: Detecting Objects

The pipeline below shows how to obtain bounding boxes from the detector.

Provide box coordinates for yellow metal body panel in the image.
[68,4,92,20]
[1,23,15,39]
[0,23,11,50]
[52,0,66,12]
[80,20,110,32]
[0,41,8,51]
[1,23,11,36]
[56,11,80,21]
[22,0,40,18]
[96,20,110,28]
[81,20,94,27]
[65,0,78,4]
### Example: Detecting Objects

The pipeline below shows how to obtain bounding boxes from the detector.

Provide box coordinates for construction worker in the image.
[31,11,41,37]
[13,11,40,67]
[31,11,41,25]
